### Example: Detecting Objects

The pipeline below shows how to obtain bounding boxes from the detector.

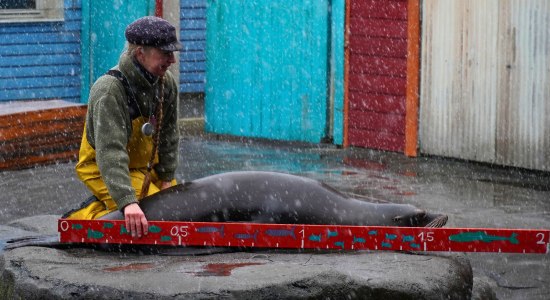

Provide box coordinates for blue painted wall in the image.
[0,0,82,103]
[180,0,206,93]
[331,0,345,145]
[205,0,344,144]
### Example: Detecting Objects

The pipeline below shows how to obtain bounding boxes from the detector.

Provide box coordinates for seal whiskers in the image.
[424,214,448,228]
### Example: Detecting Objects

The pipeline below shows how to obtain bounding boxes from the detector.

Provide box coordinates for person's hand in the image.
[123,203,148,238]
[160,181,172,190]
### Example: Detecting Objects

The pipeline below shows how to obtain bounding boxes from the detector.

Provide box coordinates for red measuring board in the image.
[58,219,550,254]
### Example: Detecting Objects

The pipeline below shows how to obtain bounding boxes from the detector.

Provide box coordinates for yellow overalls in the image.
[65,117,175,219]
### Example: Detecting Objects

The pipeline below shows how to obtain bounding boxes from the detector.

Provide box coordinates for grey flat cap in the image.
[125,16,182,51]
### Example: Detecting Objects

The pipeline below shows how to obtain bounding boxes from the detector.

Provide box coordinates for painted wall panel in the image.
[330,0,346,145]
[206,0,343,143]
[420,0,550,171]
[80,0,152,103]
[0,0,82,103]
[347,0,409,152]
[180,0,207,93]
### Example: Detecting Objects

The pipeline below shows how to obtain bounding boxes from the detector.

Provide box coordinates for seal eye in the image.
[393,216,403,223]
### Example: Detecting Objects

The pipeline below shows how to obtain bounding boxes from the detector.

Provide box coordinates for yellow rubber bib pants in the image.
[66,117,175,219]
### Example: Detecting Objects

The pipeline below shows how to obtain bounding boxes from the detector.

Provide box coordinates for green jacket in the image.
[83,52,179,209]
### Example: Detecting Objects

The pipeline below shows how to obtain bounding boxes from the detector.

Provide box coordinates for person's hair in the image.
[125,43,154,58]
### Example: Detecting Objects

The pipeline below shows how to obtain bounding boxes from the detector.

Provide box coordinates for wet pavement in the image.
[1,133,549,299]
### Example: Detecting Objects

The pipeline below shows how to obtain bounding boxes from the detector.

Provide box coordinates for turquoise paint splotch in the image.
[449,231,519,244]
[381,242,392,248]
[148,225,162,234]
[385,234,398,240]
[309,234,322,242]
[353,236,366,244]
[402,235,415,242]
[87,229,104,239]
[327,230,338,238]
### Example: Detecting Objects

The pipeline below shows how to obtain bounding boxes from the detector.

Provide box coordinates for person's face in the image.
[136,46,176,77]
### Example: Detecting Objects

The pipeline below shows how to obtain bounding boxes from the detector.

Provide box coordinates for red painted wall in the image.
[347,0,408,152]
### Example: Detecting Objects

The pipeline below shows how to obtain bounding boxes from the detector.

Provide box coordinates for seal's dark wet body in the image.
[102,171,447,228]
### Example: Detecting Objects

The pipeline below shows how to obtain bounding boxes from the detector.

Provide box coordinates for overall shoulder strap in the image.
[106,69,140,120]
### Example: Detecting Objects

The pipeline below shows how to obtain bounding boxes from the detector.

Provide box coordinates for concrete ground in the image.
[1,126,549,299]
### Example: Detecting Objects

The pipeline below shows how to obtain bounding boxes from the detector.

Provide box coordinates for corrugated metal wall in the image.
[180,0,206,93]
[420,0,550,171]
[0,0,81,103]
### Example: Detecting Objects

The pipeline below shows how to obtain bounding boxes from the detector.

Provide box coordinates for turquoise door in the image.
[80,0,154,103]
[205,0,343,143]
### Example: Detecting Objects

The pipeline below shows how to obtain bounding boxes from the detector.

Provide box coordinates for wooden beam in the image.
[405,0,420,157]
[343,0,351,147]
[155,0,163,17]
[0,104,86,170]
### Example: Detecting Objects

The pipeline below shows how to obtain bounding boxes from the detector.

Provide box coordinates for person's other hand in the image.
[123,203,148,238]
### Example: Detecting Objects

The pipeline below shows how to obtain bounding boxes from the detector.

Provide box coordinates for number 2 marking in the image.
[536,233,546,245]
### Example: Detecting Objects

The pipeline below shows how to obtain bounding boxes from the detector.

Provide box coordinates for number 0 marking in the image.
[60,221,69,232]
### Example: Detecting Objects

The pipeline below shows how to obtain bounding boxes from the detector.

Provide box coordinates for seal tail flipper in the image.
[4,234,64,250]
[424,214,448,228]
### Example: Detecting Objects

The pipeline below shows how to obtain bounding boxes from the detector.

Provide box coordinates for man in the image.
[64,16,181,238]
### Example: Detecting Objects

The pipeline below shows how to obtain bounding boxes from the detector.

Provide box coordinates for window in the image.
[0,0,63,22]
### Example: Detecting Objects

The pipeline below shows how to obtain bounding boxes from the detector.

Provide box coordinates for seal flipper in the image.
[4,234,66,250]
[3,234,238,256]
[4,235,117,252]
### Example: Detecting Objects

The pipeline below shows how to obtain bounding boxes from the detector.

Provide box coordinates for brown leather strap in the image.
[139,76,164,199]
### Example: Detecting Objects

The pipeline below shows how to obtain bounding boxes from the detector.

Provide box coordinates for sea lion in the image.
[101,171,448,228]
[4,171,447,253]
